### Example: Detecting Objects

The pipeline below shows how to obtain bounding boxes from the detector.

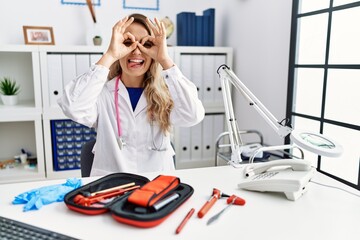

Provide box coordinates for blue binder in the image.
[203,8,215,46]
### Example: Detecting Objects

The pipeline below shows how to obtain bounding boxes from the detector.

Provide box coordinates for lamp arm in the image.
[217,65,293,139]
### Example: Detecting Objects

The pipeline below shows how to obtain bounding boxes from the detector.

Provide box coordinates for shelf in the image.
[0,100,41,121]
[0,163,45,184]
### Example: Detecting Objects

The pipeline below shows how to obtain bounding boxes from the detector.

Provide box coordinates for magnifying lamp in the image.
[217,64,343,166]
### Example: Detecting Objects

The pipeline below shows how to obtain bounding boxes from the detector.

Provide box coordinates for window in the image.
[287,0,360,190]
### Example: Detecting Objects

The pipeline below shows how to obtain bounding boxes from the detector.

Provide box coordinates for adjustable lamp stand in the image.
[217,65,342,167]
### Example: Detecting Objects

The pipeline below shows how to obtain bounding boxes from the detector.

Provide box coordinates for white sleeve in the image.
[57,64,109,128]
[163,65,205,127]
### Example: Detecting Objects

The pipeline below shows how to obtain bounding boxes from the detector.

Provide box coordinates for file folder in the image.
[190,122,202,161]
[47,54,63,108]
[202,114,214,160]
[202,54,216,103]
[61,54,76,88]
[213,114,225,148]
[214,54,227,103]
[190,54,203,101]
[90,54,102,66]
[75,54,90,76]
[177,127,191,163]
[179,54,192,83]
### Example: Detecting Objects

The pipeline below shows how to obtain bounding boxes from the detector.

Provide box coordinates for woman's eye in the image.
[143,41,153,49]
[123,39,133,47]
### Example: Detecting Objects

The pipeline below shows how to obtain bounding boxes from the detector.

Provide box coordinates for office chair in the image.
[80,139,96,177]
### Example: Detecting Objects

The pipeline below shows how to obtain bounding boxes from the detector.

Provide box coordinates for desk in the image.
[0,166,359,240]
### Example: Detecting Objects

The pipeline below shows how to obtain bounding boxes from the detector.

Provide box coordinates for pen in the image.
[175,208,195,234]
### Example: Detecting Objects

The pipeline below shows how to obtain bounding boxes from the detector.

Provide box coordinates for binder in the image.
[202,114,214,161]
[176,12,196,46]
[187,12,196,46]
[90,54,102,66]
[75,54,90,76]
[203,8,215,46]
[195,15,203,46]
[179,54,192,82]
[202,54,216,103]
[190,122,202,161]
[214,54,227,103]
[61,54,76,88]
[176,12,188,46]
[190,54,203,101]
[202,15,210,46]
[177,127,191,163]
[47,54,63,107]
[213,114,225,154]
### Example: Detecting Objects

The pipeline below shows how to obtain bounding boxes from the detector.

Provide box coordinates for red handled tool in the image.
[197,188,229,218]
[207,194,246,225]
[74,185,140,206]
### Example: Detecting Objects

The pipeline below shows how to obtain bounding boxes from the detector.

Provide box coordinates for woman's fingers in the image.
[113,16,134,34]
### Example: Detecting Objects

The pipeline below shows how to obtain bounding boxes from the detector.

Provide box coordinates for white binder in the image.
[202,114,214,160]
[180,54,192,82]
[61,54,76,88]
[213,113,225,146]
[177,127,191,163]
[214,54,227,103]
[90,54,102,66]
[190,122,202,161]
[47,54,63,108]
[202,54,215,103]
[190,54,203,101]
[75,54,90,76]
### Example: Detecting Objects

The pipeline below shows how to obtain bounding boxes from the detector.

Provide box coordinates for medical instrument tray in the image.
[64,172,193,228]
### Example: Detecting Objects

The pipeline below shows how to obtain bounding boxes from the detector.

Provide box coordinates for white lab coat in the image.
[58,64,205,176]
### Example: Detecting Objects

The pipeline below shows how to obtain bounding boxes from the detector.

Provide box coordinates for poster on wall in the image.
[61,0,100,6]
[123,0,159,10]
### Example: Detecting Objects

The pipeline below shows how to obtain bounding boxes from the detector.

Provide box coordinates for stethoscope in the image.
[115,76,167,151]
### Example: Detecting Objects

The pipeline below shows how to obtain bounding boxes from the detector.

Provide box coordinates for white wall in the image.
[0,0,292,146]
[225,0,293,146]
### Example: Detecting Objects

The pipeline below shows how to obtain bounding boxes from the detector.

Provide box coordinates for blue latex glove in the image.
[12,178,82,212]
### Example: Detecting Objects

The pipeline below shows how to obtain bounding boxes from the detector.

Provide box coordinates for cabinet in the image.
[0,45,232,183]
[0,45,45,183]
[173,47,233,169]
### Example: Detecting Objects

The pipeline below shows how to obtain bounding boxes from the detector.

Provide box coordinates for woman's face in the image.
[119,22,152,84]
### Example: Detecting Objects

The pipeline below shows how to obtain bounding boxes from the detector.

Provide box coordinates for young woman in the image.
[58,14,205,176]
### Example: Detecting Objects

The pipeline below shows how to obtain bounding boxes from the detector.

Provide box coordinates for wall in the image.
[0,0,292,146]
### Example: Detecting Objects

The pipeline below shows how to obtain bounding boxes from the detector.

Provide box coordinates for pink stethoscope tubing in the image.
[115,76,122,138]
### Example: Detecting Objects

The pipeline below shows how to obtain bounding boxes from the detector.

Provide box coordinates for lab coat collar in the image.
[106,78,147,117]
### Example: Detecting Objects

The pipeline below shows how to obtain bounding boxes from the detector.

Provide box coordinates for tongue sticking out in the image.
[128,59,144,68]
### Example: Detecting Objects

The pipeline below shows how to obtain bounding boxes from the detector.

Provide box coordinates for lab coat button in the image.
[165,74,169,78]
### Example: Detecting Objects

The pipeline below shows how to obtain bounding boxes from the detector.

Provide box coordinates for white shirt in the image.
[58,64,205,176]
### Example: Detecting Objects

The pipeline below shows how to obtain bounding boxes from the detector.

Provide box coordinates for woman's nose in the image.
[132,46,141,54]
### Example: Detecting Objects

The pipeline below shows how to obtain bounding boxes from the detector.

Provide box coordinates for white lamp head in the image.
[290,129,343,158]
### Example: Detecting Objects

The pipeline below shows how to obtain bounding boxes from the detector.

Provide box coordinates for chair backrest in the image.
[80,140,96,177]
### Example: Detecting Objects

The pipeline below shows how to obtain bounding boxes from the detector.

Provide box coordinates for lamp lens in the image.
[300,133,335,149]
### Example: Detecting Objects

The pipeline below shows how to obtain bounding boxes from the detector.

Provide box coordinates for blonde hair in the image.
[108,14,174,134]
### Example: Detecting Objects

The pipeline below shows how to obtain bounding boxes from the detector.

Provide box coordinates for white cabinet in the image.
[0,45,232,183]
[39,46,105,180]
[172,47,233,169]
[0,45,45,183]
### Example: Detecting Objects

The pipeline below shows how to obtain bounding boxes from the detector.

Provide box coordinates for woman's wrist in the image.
[97,52,118,69]
[159,57,174,70]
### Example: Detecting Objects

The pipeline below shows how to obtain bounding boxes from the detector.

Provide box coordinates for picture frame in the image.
[123,0,159,11]
[23,26,55,45]
[60,0,101,6]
